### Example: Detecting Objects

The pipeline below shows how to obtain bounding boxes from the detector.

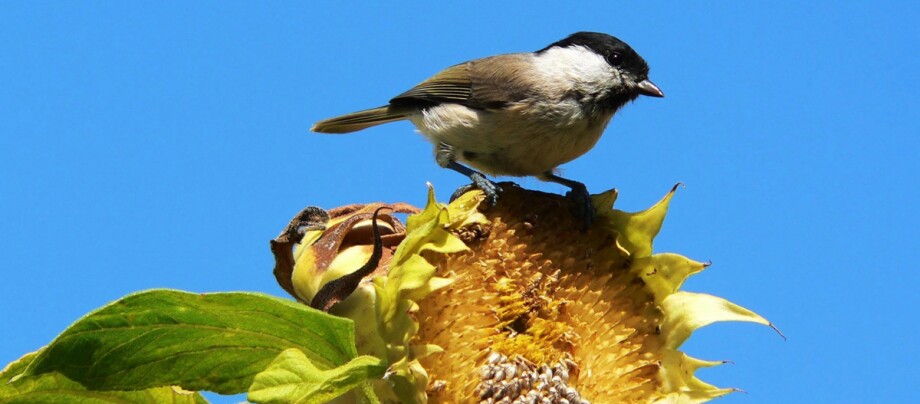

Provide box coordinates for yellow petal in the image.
[631,253,709,300]
[656,350,735,402]
[660,291,774,349]
[605,184,679,257]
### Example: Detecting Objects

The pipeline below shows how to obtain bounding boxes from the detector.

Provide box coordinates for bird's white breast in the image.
[409,103,613,177]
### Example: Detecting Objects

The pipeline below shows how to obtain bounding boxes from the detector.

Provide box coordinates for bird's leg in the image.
[540,171,596,231]
[436,143,501,208]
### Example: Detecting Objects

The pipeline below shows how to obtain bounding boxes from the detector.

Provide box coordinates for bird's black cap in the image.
[538,32,650,78]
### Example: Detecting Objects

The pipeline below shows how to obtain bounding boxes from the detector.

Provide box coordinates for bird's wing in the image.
[389,54,535,110]
[390,62,474,107]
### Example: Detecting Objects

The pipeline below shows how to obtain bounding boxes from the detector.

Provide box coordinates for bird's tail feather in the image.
[311,106,410,134]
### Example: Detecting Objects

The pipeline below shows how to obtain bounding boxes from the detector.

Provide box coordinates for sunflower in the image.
[276,184,779,403]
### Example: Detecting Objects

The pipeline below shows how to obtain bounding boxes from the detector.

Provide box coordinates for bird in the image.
[312,31,663,228]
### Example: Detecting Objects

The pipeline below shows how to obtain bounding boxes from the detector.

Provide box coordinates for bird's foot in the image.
[565,183,596,232]
[450,173,502,208]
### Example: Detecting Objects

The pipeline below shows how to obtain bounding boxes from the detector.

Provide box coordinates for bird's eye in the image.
[608,51,623,65]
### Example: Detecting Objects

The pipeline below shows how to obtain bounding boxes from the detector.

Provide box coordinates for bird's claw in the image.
[449,184,475,203]
[566,184,596,232]
[450,175,502,209]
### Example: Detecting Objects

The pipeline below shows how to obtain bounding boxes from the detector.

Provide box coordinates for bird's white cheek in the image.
[533,46,619,95]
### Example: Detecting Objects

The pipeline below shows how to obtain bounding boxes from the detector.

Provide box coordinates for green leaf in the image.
[1,351,208,404]
[21,289,358,395]
[247,349,385,404]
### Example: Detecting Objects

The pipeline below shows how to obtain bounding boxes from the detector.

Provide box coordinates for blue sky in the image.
[1,2,917,403]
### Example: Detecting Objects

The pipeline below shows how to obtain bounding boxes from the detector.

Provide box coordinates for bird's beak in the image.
[637,79,664,97]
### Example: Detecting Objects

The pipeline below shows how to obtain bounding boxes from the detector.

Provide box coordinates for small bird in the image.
[312,32,663,227]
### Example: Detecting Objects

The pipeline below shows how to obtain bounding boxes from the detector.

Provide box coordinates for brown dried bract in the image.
[270,202,419,302]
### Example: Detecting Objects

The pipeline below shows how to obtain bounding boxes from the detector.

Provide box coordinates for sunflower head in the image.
[274,184,778,403]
